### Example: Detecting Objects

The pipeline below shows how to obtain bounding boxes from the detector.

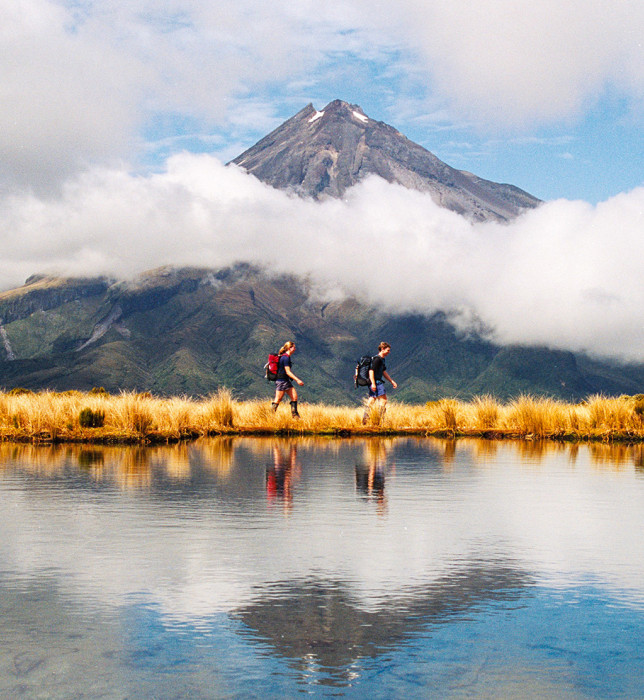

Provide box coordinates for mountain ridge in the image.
[2,265,644,403]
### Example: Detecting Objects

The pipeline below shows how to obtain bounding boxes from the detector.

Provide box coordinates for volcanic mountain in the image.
[4,102,641,401]
[231,99,540,222]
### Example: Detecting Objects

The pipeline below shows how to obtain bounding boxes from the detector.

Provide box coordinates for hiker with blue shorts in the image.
[363,341,397,424]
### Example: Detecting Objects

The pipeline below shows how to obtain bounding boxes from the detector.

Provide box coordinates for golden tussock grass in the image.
[2,390,644,443]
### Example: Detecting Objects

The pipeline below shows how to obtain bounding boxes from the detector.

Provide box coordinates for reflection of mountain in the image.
[233,562,532,683]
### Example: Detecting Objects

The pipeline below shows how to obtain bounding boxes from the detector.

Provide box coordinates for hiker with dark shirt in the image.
[272,341,304,417]
[363,341,397,424]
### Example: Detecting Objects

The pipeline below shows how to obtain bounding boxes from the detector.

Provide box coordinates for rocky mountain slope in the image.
[231,100,540,222]
[1,266,643,402]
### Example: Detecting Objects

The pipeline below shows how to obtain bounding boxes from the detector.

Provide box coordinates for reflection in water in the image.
[441,437,457,466]
[355,439,392,515]
[0,435,643,696]
[234,561,531,685]
[266,442,301,512]
[77,448,105,470]
[633,445,644,472]
[3,435,644,480]
[191,437,236,477]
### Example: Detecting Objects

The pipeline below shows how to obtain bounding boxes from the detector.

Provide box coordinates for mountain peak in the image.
[231,100,540,221]
[321,99,368,117]
[288,100,370,127]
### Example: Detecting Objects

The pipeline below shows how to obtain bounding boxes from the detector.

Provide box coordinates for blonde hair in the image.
[278,341,295,356]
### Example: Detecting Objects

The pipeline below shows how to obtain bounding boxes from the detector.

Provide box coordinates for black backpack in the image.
[354,355,373,388]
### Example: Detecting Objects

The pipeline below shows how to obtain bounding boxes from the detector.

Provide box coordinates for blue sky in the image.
[2,0,644,359]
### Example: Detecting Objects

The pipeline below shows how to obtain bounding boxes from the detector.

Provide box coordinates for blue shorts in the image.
[368,381,386,398]
[276,379,293,392]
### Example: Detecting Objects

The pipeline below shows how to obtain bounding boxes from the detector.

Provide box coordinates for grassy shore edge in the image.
[3,389,644,444]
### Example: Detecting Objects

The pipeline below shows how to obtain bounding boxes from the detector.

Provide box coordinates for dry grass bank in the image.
[2,389,644,443]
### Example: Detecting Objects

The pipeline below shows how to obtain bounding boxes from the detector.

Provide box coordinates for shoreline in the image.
[4,425,644,447]
[2,389,644,445]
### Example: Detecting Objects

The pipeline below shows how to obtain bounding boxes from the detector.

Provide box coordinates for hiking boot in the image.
[271,402,279,412]
[290,401,300,418]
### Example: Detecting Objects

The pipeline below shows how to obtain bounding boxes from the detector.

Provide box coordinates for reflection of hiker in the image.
[266,443,300,511]
[355,439,391,515]
[363,341,397,424]
[355,462,385,499]
[271,341,304,418]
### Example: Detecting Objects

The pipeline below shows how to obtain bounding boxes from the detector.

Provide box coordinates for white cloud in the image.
[0,0,354,191]
[0,0,145,191]
[2,154,644,361]
[375,0,644,126]
[4,0,642,194]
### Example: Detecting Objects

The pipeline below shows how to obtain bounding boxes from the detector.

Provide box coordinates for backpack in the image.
[354,355,373,388]
[265,353,279,381]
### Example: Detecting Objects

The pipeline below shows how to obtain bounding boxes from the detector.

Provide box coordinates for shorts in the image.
[368,381,386,398]
[276,379,293,392]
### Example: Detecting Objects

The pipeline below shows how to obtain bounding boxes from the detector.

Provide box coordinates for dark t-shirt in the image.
[277,354,291,380]
[371,354,386,382]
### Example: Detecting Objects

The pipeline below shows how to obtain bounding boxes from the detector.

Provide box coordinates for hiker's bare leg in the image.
[363,395,376,424]
[273,389,285,410]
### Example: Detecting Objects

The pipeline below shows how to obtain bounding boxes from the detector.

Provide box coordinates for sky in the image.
[1,0,644,360]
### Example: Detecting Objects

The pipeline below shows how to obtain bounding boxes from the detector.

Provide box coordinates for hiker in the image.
[363,341,397,424]
[272,341,304,417]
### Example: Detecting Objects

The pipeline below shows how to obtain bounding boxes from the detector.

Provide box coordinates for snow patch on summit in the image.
[352,110,368,123]
[308,111,324,123]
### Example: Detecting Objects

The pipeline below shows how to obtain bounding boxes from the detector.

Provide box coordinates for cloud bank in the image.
[2,154,644,361]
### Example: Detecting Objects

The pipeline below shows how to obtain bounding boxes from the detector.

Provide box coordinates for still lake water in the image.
[1,436,643,698]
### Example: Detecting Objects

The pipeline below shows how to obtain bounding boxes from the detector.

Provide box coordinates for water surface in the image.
[1,437,643,697]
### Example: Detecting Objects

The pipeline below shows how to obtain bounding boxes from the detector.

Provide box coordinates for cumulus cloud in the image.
[2,154,644,361]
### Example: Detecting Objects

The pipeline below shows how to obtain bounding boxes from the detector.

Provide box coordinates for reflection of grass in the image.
[3,391,644,443]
